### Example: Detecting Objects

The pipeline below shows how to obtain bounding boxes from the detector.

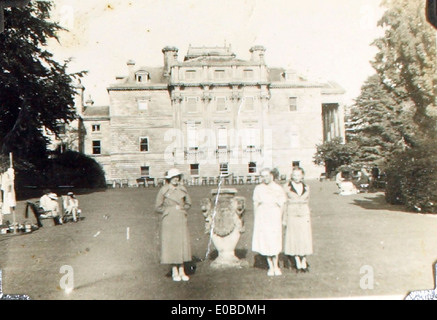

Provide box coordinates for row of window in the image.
[134,69,256,83]
[135,97,298,113]
[91,135,262,154]
[184,69,255,81]
[139,161,301,177]
[93,138,149,154]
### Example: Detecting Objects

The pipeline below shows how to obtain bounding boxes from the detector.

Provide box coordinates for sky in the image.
[45,0,386,106]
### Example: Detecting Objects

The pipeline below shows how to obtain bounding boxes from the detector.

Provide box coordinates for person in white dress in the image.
[252,168,287,276]
[64,192,80,222]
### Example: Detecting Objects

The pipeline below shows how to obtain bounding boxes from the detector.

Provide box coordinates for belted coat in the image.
[155,184,192,264]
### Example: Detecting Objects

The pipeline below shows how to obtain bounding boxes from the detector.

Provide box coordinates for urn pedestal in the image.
[202,188,247,269]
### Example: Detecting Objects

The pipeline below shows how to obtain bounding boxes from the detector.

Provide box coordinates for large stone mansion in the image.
[63,44,345,184]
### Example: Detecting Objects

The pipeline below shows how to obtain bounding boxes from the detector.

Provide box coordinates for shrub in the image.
[385,138,437,213]
[46,151,106,188]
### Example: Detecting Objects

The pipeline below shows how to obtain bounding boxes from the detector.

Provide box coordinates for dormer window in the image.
[135,71,149,83]
[185,70,197,80]
[214,70,226,80]
[243,69,254,79]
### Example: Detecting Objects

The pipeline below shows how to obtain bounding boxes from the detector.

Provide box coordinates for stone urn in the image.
[201,188,247,268]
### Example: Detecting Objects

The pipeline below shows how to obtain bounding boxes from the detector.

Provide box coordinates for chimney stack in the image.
[162,46,179,77]
[126,59,136,82]
[85,95,94,108]
[73,79,85,115]
[249,45,266,64]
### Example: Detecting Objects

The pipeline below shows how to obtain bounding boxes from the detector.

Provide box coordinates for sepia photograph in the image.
[0,0,437,304]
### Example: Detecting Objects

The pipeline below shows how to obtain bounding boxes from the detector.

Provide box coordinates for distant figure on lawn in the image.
[252,168,287,276]
[336,170,359,196]
[155,168,192,282]
[283,167,313,273]
[64,192,80,222]
[39,191,63,224]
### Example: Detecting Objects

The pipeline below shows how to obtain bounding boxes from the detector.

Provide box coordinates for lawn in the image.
[1,180,436,300]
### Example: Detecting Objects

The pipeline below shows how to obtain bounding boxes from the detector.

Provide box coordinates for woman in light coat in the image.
[283,167,313,273]
[252,168,287,276]
[155,168,192,281]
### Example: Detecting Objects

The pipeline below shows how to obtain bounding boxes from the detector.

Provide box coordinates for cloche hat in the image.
[165,168,182,179]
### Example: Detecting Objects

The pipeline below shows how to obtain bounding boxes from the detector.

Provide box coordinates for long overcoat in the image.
[155,184,192,264]
[282,182,313,256]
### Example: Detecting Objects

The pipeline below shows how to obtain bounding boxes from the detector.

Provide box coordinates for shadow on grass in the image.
[16,187,109,201]
[164,256,204,277]
[207,249,248,261]
[351,194,409,213]
[253,253,298,270]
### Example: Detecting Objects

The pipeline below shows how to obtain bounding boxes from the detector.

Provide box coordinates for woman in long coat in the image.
[283,167,313,273]
[252,168,287,276]
[155,168,192,281]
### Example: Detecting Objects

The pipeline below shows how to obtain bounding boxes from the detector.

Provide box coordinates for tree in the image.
[352,0,437,213]
[372,0,437,133]
[348,74,417,166]
[313,137,358,176]
[0,1,85,170]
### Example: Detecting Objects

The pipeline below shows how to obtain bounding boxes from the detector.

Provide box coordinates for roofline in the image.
[107,85,169,91]
[83,116,110,121]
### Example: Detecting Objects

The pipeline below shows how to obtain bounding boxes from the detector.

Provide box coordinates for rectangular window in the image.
[186,97,197,113]
[216,97,227,112]
[140,137,149,152]
[243,69,254,79]
[185,70,197,80]
[190,164,199,176]
[219,163,229,175]
[245,97,255,112]
[92,124,101,132]
[289,131,300,148]
[217,127,228,148]
[245,128,259,148]
[214,70,226,80]
[140,166,150,177]
[289,97,297,111]
[187,125,198,149]
[138,100,149,111]
[248,162,257,174]
[92,140,101,155]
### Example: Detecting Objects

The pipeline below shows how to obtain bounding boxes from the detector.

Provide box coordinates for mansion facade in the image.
[70,45,345,183]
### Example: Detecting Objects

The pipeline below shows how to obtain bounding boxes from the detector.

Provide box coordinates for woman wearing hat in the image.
[155,168,192,281]
[39,191,62,225]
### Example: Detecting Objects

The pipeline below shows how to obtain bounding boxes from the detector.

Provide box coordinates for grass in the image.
[0,180,437,300]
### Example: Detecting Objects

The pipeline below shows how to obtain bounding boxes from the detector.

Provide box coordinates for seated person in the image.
[39,192,62,224]
[335,171,345,188]
[64,192,80,222]
[338,171,359,196]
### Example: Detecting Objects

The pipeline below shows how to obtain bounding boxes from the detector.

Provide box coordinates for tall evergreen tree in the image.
[348,74,416,165]
[372,0,437,133]
[0,1,84,169]
[348,0,437,167]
